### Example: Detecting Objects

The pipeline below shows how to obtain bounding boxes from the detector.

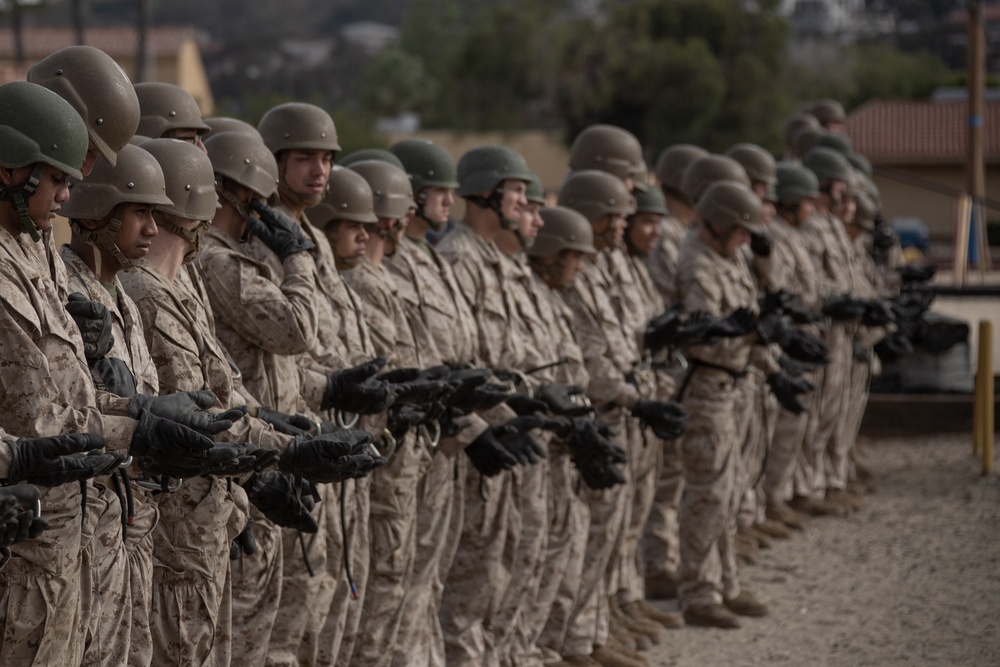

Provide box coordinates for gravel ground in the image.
[643,433,1000,667]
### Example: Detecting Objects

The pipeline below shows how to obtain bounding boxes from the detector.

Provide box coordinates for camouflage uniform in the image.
[674,234,759,612]
[340,258,431,667]
[0,228,136,666]
[561,251,643,656]
[437,222,523,667]
[385,235,487,667]
[61,246,160,667]
[645,216,689,304]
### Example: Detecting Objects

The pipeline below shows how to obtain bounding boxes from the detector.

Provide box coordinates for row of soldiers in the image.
[0,45,932,667]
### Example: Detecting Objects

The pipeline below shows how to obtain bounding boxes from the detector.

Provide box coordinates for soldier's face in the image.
[518,201,543,241]
[82,140,101,177]
[332,220,368,261]
[116,203,159,260]
[164,128,207,153]
[422,187,454,225]
[558,250,584,288]
[796,197,815,224]
[499,179,528,223]
[2,164,71,231]
[627,212,661,255]
[284,150,333,206]
[723,226,751,257]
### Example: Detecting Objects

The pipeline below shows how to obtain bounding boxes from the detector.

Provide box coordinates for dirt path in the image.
[645,433,1000,667]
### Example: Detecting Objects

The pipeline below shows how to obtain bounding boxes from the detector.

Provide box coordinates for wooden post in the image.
[968,1,991,274]
[981,320,994,474]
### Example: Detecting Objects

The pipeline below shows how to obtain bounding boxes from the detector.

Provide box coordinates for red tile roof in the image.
[0,26,200,60]
[846,99,1000,165]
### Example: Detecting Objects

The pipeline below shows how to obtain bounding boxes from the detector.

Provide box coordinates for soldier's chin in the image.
[299,192,324,207]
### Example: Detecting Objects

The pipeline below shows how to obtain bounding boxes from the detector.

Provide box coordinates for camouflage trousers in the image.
[614,425,661,606]
[736,378,778,529]
[125,486,158,667]
[827,354,871,490]
[641,435,683,584]
[392,451,466,667]
[677,368,745,611]
[231,510,283,667]
[534,451,590,663]
[764,369,818,506]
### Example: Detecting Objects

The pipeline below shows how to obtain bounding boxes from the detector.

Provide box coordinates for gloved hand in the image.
[631,399,688,440]
[446,369,513,413]
[215,443,280,476]
[758,289,789,317]
[65,293,114,361]
[823,295,866,321]
[388,404,428,440]
[852,340,871,364]
[784,330,830,365]
[255,407,314,437]
[862,299,896,327]
[537,383,590,417]
[498,430,547,465]
[703,307,757,340]
[92,357,138,398]
[505,394,549,417]
[230,518,257,559]
[899,264,936,284]
[322,357,393,414]
[644,307,715,351]
[872,225,897,251]
[875,331,914,363]
[767,371,815,414]
[129,411,242,479]
[567,417,627,465]
[379,366,453,384]
[278,429,383,483]
[464,427,518,477]
[778,354,819,378]
[0,485,47,548]
[4,433,121,486]
[128,390,245,437]
[389,379,455,406]
[756,312,792,346]
[577,460,626,490]
[785,301,823,325]
[243,471,320,533]
[749,232,772,257]
[246,198,316,260]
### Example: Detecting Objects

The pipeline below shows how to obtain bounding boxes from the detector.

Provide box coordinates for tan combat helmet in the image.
[28,45,140,167]
[568,124,647,189]
[204,117,263,141]
[557,169,633,238]
[135,82,210,139]
[307,166,378,228]
[347,159,415,221]
[805,98,847,128]
[697,180,765,235]
[654,144,709,197]
[339,148,403,170]
[726,143,778,201]
[257,102,341,156]
[680,154,750,204]
[63,143,172,269]
[204,131,280,217]
[528,205,597,259]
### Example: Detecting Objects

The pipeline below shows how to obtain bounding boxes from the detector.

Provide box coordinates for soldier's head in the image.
[503,172,545,252]
[0,81,89,240]
[654,143,708,221]
[774,163,820,226]
[307,166,377,270]
[802,146,852,212]
[695,180,764,258]
[850,193,877,239]
[791,125,823,161]
[204,117,263,141]
[680,154,750,206]
[258,102,340,211]
[348,159,415,259]
[805,98,847,133]
[782,112,821,155]
[140,138,219,264]
[134,82,210,149]
[527,206,596,290]
[63,143,171,272]
[339,148,404,170]
[456,145,533,232]
[204,131,279,221]
[568,124,646,194]
[626,187,666,258]
[28,45,140,175]
[390,138,458,233]
[557,169,632,252]
[726,143,777,223]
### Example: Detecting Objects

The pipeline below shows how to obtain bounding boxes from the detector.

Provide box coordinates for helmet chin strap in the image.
[154,211,209,264]
[0,164,45,242]
[470,185,518,231]
[70,203,136,272]
[414,190,446,233]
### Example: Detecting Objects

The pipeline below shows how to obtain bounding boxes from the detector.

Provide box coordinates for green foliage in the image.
[359,46,438,118]
[850,43,954,106]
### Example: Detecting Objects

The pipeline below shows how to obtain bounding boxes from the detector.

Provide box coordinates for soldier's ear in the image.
[0,166,13,187]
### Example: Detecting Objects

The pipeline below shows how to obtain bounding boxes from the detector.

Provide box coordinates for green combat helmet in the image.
[680,154,750,204]
[846,152,872,177]
[632,186,668,216]
[204,117,263,141]
[63,143,172,269]
[257,102,340,156]
[697,180,765,235]
[391,138,458,230]
[529,205,596,259]
[727,143,778,202]
[135,82,210,139]
[803,146,853,185]
[141,138,220,263]
[308,166,378,228]
[654,144,708,199]
[791,125,823,160]
[456,145,534,230]
[28,45,140,167]
[339,148,404,170]
[204,131,280,215]
[568,124,647,189]
[0,81,89,240]
[526,173,545,205]
[775,164,820,204]
[854,193,877,232]
[815,132,853,157]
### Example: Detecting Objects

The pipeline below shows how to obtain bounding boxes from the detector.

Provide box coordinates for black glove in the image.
[756,312,792,346]
[750,232,772,257]
[388,404,429,440]
[822,295,866,321]
[129,390,245,437]
[230,518,257,559]
[767,371,815,414]
[778,354,819,378]
[246,199,316,260]
[446,368,513,413]
[256,408,314,437]
[65,293,114,362]
[322,358,393,414]
[506,394,549,417]
[129,411,242,479]
[703,307,757,340]
[92,357,138,398]
[0,485,47,548]
[644,307,715,351]
[784,330,830,365]
[631,399,688,440]
[379,366,453,384]
[862,299,896,327]
[852,340,871,364]
[899,264,936,284]
[464,427,518,477]
[498,430,547,465]
[872,225,897,251]
[216,443,280,476]
[389,379,455,406]
[874,331,914,363]
[278,429,383,483]
[4,433,121,486]
[785,302,823,325]
[577,460,626,490]
[537,383,590,417]
[243,471,320,533]
[567,418,627,466]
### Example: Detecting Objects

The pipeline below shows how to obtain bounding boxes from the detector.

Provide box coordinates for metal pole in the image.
[981,320,994,474]
[135,0,151,83]
[968,1,990,275]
